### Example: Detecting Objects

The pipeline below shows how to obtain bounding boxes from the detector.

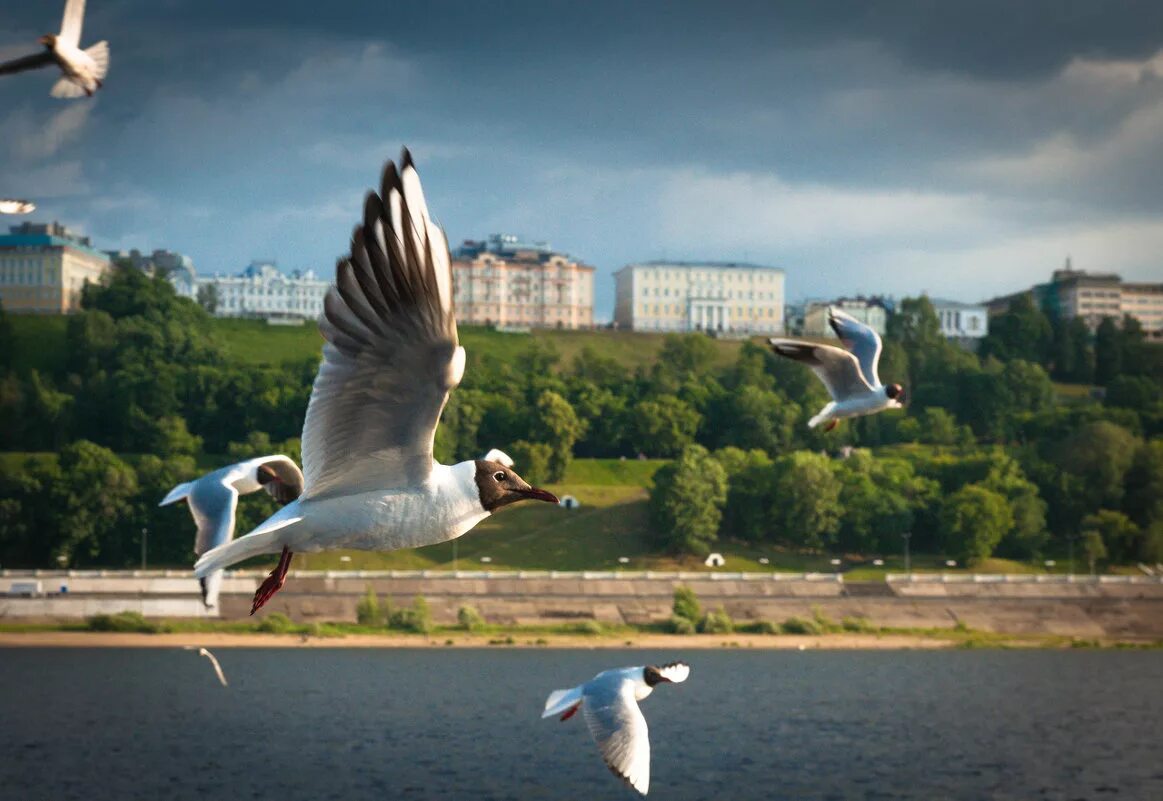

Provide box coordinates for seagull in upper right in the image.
[160,456,304,610]
[0,0,109,98]
[0,200,36,215]
[769,306,905,431]
[542,662,690,796]
[193,150,559,614]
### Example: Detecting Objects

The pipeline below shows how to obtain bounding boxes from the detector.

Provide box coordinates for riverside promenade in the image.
[3,570,1163,639]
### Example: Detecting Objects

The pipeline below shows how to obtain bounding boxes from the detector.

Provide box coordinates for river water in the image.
[1,648,1160,800]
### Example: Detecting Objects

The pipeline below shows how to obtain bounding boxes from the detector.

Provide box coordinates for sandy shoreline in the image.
[0,631,960,649]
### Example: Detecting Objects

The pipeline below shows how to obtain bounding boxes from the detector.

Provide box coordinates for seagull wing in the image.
[59,0,86,47]
[583,678,651,796]
[198,648,229,687]
[827,306,883,387]
[769,338,873,401]
[301,150,461,499]
[253,455,305,505]
[0,51,55,76]
[186,478,239,557]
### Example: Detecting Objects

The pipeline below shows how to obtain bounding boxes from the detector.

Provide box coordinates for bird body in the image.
[770,306,904,429]
[161,455,303,608]
[543,662,690,796]
[0,1,109,98]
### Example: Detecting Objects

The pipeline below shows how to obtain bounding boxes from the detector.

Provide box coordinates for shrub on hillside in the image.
[698,607,734,634]
[457,605,486,631]
[356,586,385,626]
[667,615,696,635]
[256,612,295,634]
[672,585,701,624]
[86,610,160,633]
[781,616,823,635]
[389,596,432,634]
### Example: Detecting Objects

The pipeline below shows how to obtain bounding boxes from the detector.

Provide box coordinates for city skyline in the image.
[2,1,1161,319]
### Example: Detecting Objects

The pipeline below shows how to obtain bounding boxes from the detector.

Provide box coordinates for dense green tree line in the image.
[1,270,1161,568]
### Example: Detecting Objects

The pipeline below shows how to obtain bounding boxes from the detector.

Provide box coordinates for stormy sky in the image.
[1,0,1161,318]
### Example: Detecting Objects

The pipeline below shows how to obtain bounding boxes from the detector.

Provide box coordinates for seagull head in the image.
[884,383,906,406]
[474,460,559,511]
[38,34,56,48]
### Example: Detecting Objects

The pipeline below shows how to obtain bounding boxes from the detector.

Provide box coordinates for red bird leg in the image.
[251,546,293,615]
[560,702,581,722]
[824,419,839,432]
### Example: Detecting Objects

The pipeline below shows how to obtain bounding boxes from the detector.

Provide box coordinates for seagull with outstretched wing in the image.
[0,0,109,98]
[193,150,558,614]
[542,662,690,796]
[769,306,904,430]
[160,456,304,609]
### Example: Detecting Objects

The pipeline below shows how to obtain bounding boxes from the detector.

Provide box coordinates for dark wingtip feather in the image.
[381,160,402,198]
[400,147,414,169]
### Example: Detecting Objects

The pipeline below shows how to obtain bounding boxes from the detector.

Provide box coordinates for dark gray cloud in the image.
[1,0,1160,315]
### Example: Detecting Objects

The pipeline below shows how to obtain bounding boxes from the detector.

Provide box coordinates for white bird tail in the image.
[86,41,109,79]
[51,78,86,98]
[193,513,301,578]
[542,685,584,719]
[159,481,194,506]
[808,402,836,429]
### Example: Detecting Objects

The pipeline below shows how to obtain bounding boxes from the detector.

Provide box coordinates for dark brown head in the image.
[473,460,558,512]
[644,661,691,686]
[257,464,299,505]
[39,34,56,48]
[884,383,906,405]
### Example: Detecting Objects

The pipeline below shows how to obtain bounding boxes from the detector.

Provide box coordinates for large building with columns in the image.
[451,234,595,329]
[613,261,785,334]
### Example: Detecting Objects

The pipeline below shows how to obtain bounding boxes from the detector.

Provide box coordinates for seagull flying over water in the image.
[0,0,109,98]
[769,306,905,431]
[160,456,304,609]
[0,200,36,215]
[193,150,558,613]
[184,646,229,687]
[543,662,690,796]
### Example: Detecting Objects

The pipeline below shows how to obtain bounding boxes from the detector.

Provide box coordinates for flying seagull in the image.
[769,306,904,431]
[184,646,229,687]
[0,200,36,215]
[160,456,304,610]
[194,150,558,613]
[0,0,109,98]
[542,662,690,796]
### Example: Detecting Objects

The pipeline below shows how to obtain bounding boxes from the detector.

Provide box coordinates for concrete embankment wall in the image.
[2,570,1162,639]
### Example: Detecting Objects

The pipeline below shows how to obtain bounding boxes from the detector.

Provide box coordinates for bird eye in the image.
[493,471,505,482]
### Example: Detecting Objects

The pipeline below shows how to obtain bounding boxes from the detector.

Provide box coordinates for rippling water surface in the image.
[1,648,1161,800]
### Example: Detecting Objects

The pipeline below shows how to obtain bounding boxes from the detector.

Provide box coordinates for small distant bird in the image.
[193,150,558,613]
[769,306,905,431]
[542,662,690,795]
[0,200,36,215]
[184,646,229,687]
[160,456,304,610]
[0,0,109,98]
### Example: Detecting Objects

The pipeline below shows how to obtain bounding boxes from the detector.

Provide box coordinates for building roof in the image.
[0,232,111,263]
[928,297,987,310]
[615,260,784,274]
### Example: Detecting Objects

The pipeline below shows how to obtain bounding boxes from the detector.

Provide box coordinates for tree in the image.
[939,484,1013,563]
[648,445,728,555]
[49,441,139,565]
[1081,530,1108,575]
[532,390,585,482]
[507,440,552,486]
[1123,439,1163,530]
[0,299,12,371]
[713,447,775,542]
[1080,510,1140,563]
[1094,316,1122,386]
[835,452,937,554]
[630,395,701,457]
[1049,315,1093,383]
[196,283,220,314]
[708,385,799,455]
[980,293,1052,365]
[770,451,842,549]
[1051,421,1139,514]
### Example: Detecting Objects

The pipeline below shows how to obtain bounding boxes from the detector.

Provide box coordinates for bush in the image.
[672,585,701,624]
[667,615,696,635]
[698,607,734,634]
[811,604,841,633]
[457,605,486,631]
[841,616,874,633]
[749,620,781,634]
[571,620,604,635]
[389,596,432,633]
[256,612,295,633]
[356,586,384,626]
[781,616,823,635]
[86,610,159,633]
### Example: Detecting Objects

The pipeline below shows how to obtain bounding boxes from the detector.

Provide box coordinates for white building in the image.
[613,261,785,334]
[0,221,111,314]
[930,298,989,341]
[451,234,594,329]
[170,260,329,320]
